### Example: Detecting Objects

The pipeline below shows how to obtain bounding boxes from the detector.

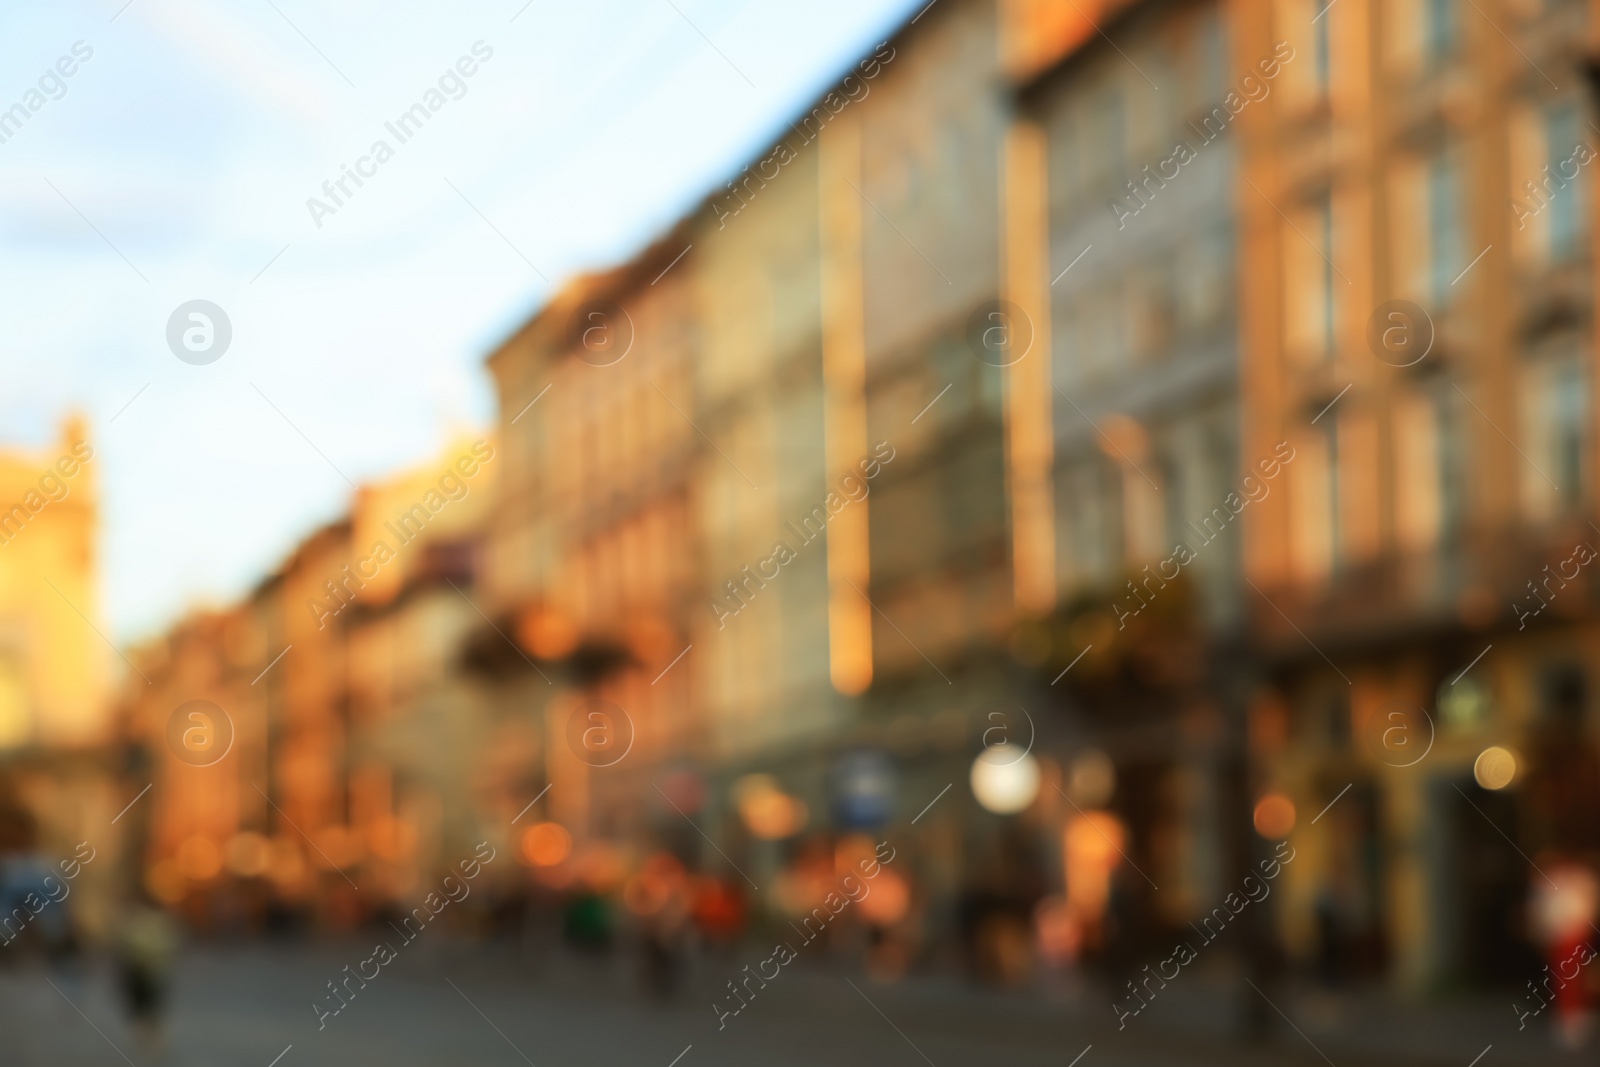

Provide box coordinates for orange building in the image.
[123,437,505,923]
[1235,0,1600,987]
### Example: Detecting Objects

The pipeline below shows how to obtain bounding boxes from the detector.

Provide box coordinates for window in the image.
[1289,424,1338,583]
[1436,386,1465,541]
[1324,421,1342,572]
[1314,12,1330,93]
[1319,195,1337,355]
[1197,11,1227,103]
[1389,149,1471,302]
[1547,361,1586,506]
[1284,196,1337,361]
[1427,153,1464,302]
[1394,384,1465,550]
[1123,456,1164,564]
[1089,87,1126,194]
[1065,459,1119,586]
[1178,227,1231,329]
[1277,0,1327,107]
[1162,451,1189,556]
[1545,102,1585,261]
[1424,0,1457,65]
[1129,265,1175,361]
[1521,356,1587,519]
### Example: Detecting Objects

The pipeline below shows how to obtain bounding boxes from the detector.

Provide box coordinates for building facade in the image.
[105,0,1600,998]
[1236,0,1600,988]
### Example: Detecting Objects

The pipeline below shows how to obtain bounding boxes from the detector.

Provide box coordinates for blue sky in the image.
[0,0,918,643]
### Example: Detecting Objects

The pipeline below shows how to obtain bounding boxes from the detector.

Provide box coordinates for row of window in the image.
[1055,356,1587,596]
[1047,0,1489,209]
[1293,361,1587,582]
[1287,100,1587,368]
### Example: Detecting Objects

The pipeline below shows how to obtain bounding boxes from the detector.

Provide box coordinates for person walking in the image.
[115,898,178,1057]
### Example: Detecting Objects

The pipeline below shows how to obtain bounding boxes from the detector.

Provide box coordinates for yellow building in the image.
[0,415,106,749]
[0,414,120,946]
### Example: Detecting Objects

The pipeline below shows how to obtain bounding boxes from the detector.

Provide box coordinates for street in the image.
[0,937,1577,1067]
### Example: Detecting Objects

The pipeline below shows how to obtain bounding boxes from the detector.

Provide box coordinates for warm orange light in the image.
[577,841,626,891]
[521,821,572,867]
[734,774,807,840]
[1064,812,1124,924]
[623,853,686,916]
[857,868,911,925]
[1474,746,1517,790]
[835,834,878,876]
[177,835,222,881]
[749,793,808,840]
[267,837,306,887]
[312,825,364,870]
[1253,793,1296,839]
[366,816,417,862]
[519,610,577,660]
[224,831,270,878]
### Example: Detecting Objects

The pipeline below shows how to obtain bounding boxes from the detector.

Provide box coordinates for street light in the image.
[1473,746,1517,790]
[969,747,1041,814]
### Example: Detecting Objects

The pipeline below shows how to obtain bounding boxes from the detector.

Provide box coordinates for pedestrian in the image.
[1530,859,1598,1049]
[115,897,178,1057]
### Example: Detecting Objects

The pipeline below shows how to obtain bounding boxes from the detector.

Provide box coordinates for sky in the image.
[0,0,920,643]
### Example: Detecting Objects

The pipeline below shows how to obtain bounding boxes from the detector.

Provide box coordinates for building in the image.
[122,437,506,925]
[0,415,106,749]
[0,414,119,944]
[1236,0,1600,989]
[1013,0,1249,965]
[343,435,509,905]
[482,234,704,858]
